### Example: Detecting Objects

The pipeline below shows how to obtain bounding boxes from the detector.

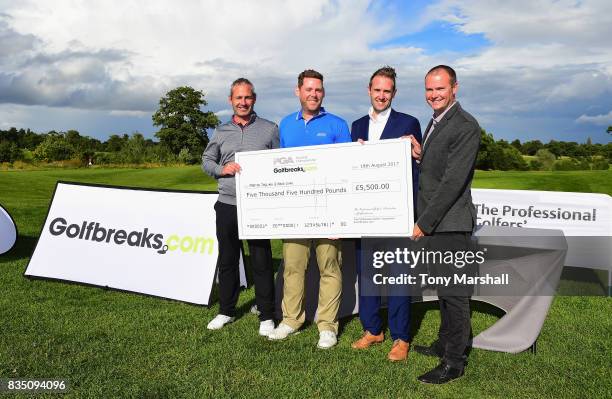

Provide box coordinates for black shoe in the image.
[417,362,465,384]
[413,344,443,358]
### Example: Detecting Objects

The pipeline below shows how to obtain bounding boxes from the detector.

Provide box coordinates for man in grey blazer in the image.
[409,65,481,384]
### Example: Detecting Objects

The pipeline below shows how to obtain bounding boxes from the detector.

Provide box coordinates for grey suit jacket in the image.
[416,102,481,234]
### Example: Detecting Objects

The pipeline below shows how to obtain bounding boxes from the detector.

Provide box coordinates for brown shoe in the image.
[351,331,384,349]
[387,339,410,361]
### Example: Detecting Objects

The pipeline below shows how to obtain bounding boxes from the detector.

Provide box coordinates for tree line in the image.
[477,130,610,171]
[0,86,610,170]
[0,86,219,167]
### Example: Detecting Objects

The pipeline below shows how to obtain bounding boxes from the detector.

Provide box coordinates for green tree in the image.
[607,126,612,134]
[152,86,219,163]
[0,141,24,163]
[0,128,44,150]
[0,127,19,143]
[65,129,82,148]
[521,140,543,155]
[535,148,556,171]
[475,130,528,170]
[496,147,529,170]
[545,140,562,158]
[497,139,511,149]
[104,134,129,152]
[21,129,44,150]
[591,156,610,170]
[119,133,146,164]
[149,144,175,164]
[32,133,75,162]
[553,157,584,171]
[475,129,499,170]
[528,159,543,170]
[561,141,581,157]
[605,142,612,163]
[584,136,595,158]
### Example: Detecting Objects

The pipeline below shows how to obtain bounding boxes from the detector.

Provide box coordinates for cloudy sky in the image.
[1,0,611,143]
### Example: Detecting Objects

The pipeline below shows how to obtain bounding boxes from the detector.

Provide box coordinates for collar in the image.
[232,112,257,127]
[296,107,327,121]
[369,106,391,122]
[432,101,457,125]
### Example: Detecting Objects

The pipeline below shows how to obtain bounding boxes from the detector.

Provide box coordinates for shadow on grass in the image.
[559,266,609,296]
[0,234,38,262]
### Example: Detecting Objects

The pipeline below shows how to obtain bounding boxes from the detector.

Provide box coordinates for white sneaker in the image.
[268,323,296,340]
[317,330,337,349]
[258,319,275,337]
[206,314,235,330]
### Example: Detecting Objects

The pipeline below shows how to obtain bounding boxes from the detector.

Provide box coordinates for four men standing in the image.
[202,65,480,383]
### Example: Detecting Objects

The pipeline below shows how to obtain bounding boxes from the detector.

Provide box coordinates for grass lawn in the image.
[1,167,611,398]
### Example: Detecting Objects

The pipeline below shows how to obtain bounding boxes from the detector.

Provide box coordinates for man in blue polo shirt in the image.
[268,69,351,349]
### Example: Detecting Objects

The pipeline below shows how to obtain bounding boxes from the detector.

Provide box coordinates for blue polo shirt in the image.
[280,107,351,148]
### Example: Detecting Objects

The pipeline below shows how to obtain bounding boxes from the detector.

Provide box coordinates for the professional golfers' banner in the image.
[472,189,612,269]
[26,182,223,305]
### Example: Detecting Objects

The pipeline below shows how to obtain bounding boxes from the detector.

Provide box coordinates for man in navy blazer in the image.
[350,66,422,361]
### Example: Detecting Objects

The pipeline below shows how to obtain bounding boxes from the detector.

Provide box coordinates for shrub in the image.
[12,160,32,169]
[93,151,122,165]
[553,158,583,171]
[591,156,610,170]
[33,135,75,162]
[0,141,24,163]
[21,149,34,162]
[149,145,176,164]
[118,134,146,164]
[529,159,543,170]
[177,147,200,165]
[495,147,529,171]
[535,149,556,170]
[578,157,591,170]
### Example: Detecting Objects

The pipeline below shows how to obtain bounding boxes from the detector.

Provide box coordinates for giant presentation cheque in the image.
[235,139,413,239]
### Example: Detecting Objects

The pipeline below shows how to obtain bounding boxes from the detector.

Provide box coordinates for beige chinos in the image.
[281,239,342,333]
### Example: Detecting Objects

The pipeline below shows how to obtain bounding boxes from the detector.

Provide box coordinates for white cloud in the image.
[415,0,612,122]
[214,109,233,117]
[0,103,28,129]
[434,0,612,48]
[0,0,610,143]
[576,111,612,126]
[0,0,421,112]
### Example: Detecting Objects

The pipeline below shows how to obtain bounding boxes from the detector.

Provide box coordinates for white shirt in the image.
[367,106,391,142]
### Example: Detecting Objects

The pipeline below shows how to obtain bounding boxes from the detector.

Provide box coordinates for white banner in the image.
[26,182,231,305]
[472,188,612,269]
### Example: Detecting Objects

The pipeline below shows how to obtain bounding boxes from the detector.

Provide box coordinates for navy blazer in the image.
[351,109,422,211]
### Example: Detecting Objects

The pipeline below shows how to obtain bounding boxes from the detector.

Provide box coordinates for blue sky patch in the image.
[373,20,491,54]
